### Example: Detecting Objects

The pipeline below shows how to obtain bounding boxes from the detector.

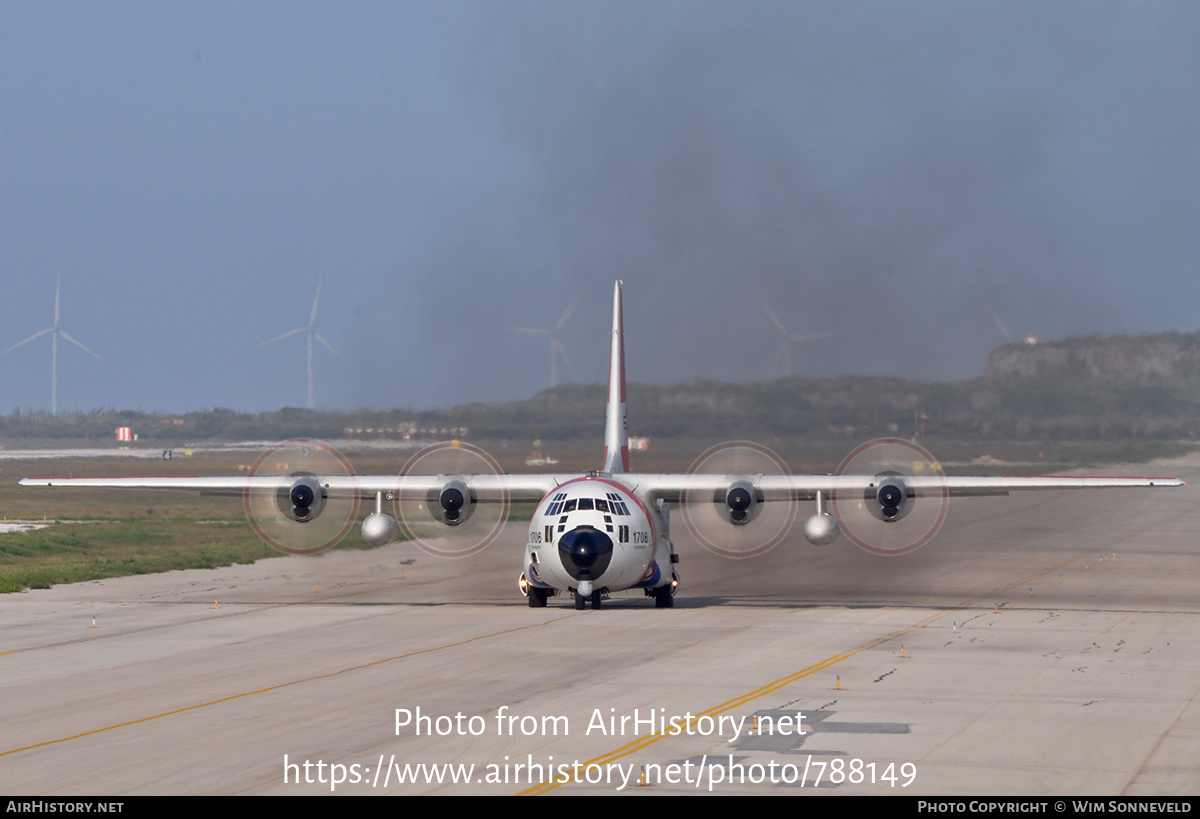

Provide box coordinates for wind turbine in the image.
[260,280,348,409]
[4,273,101,414]
[986,306,1039,346]
[986,306,1013,342]
[513,295,581,388]
[763,303,831,378]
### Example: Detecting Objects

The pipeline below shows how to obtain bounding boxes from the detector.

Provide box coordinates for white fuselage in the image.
[523,476,672,596]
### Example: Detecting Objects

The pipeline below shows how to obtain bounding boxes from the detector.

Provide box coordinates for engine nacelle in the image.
[277,473,326,523]
[361,512,401,547]
[431,478,474,526]
[720,479,760,526]
[870,474,910,522]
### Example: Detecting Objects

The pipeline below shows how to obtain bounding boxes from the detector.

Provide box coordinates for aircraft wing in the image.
[625,473,1184,503]
[18,474,570,503]
[23,472,1181,500]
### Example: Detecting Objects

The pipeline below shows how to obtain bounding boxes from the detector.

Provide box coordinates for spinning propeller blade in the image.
[243,440,360,555]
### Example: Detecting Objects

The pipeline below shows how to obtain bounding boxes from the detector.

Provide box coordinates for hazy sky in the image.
[2,2,1198,413]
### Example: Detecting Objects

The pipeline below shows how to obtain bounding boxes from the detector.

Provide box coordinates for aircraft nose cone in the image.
[558,526,614,580]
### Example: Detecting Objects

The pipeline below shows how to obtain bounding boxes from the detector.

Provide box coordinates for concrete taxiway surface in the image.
[3,454,1199,795]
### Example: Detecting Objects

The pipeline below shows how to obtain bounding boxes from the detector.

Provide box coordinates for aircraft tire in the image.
[654,587,674,609]
[575,591,586,610]
[591,590,602,609]
[528,588,548,608]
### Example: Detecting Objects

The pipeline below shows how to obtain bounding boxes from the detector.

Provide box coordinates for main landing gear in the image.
[650,571,679,609]
[520,572,550,608]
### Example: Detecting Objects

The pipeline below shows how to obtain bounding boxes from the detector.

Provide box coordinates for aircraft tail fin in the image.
[602,280,629,474]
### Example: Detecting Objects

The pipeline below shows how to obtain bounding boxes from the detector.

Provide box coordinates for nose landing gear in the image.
[574,578,604,610]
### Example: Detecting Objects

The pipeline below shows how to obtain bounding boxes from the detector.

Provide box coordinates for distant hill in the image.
[976,331,1200,437]
[985,331,1200,393]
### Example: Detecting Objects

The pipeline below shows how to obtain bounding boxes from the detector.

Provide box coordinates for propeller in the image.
[395,441,509,558]
[830,438,948,556]
[243,440,360,555]
[680,441,797,559]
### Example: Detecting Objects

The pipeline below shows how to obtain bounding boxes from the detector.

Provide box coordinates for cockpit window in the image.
[551,491,630,517]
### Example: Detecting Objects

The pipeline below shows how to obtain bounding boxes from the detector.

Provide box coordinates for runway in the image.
[3,453,1200,795]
